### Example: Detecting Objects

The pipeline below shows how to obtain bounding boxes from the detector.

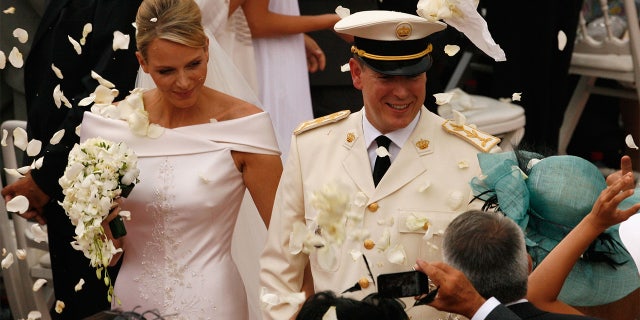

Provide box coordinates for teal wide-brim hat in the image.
[470,151,640,306]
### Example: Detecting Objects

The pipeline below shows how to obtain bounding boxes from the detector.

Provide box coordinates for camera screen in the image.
[377,271,429,298]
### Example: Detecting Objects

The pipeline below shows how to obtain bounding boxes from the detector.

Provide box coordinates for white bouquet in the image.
[58,137,139,302]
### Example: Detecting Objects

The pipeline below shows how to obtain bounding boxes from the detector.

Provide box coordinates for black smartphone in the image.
[377,271,429,298]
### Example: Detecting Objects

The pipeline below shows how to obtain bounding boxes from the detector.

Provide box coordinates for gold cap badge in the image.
[395,22,412,40]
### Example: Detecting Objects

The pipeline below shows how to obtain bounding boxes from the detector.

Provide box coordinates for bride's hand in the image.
[102,199,125,266]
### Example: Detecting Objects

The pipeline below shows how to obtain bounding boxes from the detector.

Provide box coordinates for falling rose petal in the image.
[31,224,48,243]
[17,165,30,174]
[112,31,129,51]
[375,146,390,158]
[1,129,7,146]
[377,229,391,251]
[13,28,28,43]
[55,300,65,314]
[349,250,363,261]
[447,191,464,210]
[50,129,65,145]
[91,71,115,88]
[558,30,567,51]
[51,64,63,79]
[75,124,81,137]
[150,17,158,22]
[68,36,82,54]
[26,139,42,157]
[322,306,338,320]
[512,92,522,101]
[80,23,92,45]
[33,278,47,291]
[6,195,29,213]
[119,210,131,221]
[4,168,23,180]
[260,292,280,306]
[74,278,85,291]
[79,94,95,107]
[15,249,26,260]
[1,253,14,269]
[0,50,5,69]
[335,5,350,18]
[147,124,164,138]
[27,311,41,320]
[626,134,639,150]
[13,126,28,150]
[34,157,43,169]
[444,44,460,56]
[452,109,467,126]
[8,47,23,68]
[418,180,431,192]
[457,160,469,169]
[340,63,350,72]
[53,84,63,108]
[434,92,454,105]
[3,7,15,14]
[386,245,407,265]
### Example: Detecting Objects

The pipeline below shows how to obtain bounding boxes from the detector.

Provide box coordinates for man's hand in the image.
[1,171,50,224]
[414,259,486,318]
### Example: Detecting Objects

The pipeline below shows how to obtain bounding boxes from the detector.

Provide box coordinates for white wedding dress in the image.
[81,109,279,319]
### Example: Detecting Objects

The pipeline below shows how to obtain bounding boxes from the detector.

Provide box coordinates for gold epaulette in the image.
[293,110,351,135]
[441,120,501,152]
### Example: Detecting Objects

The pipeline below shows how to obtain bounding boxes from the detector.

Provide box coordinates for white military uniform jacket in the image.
[260,107,500,320]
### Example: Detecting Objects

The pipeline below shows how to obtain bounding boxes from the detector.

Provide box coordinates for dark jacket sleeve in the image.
[29,0,142,202]
[485,304,522,320]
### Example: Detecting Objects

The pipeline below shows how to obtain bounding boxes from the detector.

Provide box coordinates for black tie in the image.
[373,135,392,186]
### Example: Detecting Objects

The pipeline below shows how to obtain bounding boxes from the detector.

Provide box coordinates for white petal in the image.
[119,210,131,221]
[6,195,29,213]
[50,129,65,145]
[4,168,23,180]
[386,244,407,265]
[17,165,31,174]
[31,224,48,243]
[1,253,14,269]
[626,134,639,150]
[112,31,130,51]
[457,160,469,169]
[288,222,308,255]
[8,47,23,68]
[51,64,63,79]
[80,23,92,45]
[74,278,85,291]
[558,30,567,51]
[27,310,42,320]
[353,192,368,207]
[512,92,522,101]
[260,292,280,306]
[3,7,15,14]
[150,17,158,22]
[68,35,82,55]
[78,94,95,107]
[418,180,432,192]
[1,129,7,146]
[444,44,460,56]
[34,157,44,169]
[335,5,350,18]
[322,306,338,320]
[349,249,363,261]
[75,124,81,137]
[146,124,165,138]
[12,28,28,43]
[26,139,42,157]
[340,63,350,72]
[33,278,47,291]
[53,84,63,108]
[15,249,26,260]
[1,248,5,256]
[13,126,28,150]
[447,191,464,210]
[434,92,455,105]
[406,214,429,231]
[0,50,5,69]
[55,300,65,314]
[91,71,115,88]
[452,109,467,126]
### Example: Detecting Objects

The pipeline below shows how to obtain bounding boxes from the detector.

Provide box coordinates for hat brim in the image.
[360,54,433,76]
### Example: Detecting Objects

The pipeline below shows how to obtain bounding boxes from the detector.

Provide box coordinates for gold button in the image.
[359,277,370,289]
[363,239,375,250]
[367,202,379,212]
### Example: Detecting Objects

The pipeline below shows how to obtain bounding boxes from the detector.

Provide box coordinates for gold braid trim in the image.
[351,43,432,61]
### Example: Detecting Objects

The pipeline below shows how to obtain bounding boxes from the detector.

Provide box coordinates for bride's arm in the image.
[527,172,640,313]
[241,0,341,38]
[235,151,283,227]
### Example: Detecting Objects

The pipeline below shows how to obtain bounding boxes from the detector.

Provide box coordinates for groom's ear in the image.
[136,51,149,73]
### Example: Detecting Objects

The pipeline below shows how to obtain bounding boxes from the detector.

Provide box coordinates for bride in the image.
[82,0,282,318]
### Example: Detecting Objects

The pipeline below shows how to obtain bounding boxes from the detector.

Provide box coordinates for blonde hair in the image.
[136,0,207,61]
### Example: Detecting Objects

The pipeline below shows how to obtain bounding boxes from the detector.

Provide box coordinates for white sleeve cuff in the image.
[470,297,501,320]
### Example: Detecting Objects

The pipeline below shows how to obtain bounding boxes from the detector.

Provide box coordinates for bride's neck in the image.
[144,90,210,128]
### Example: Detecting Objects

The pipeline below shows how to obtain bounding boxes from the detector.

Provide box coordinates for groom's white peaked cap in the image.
[334,10,447,75]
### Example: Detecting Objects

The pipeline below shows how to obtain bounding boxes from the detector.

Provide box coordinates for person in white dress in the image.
[81,0,282,318]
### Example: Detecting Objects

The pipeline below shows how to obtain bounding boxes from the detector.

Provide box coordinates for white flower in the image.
[59,137,139,302]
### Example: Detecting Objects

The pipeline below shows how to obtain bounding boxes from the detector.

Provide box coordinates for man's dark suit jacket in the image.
[24,0,141,318]
[508,301,601,320]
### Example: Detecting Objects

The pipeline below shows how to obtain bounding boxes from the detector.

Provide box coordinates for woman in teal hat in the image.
[471,152,640,319]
